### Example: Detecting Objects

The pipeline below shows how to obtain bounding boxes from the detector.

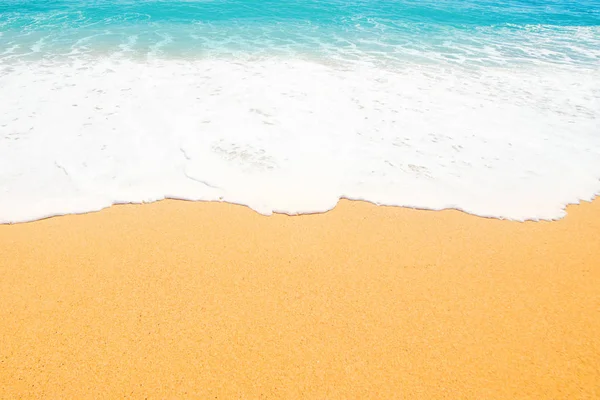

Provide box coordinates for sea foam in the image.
[1,57,599,223]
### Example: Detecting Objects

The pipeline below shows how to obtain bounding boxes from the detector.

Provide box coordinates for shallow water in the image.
[1,0,599,222]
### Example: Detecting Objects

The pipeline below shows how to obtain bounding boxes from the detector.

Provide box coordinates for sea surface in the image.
[1,0,599,223]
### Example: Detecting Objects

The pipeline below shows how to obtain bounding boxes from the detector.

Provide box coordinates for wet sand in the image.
[1,199,599,398]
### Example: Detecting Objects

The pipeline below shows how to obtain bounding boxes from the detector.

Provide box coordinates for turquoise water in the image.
[1,1,599,223]
[1,0,599,65]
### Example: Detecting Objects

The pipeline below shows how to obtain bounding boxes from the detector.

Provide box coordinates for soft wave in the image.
[1,58,599,223]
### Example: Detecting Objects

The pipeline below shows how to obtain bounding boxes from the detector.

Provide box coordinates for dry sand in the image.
[1,199,599,399]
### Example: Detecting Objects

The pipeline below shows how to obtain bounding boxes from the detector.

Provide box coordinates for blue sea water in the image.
[0,0,599,223]
[1,0,599,65]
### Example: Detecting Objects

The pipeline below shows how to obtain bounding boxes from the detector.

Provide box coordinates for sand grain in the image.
[1,200,599,398]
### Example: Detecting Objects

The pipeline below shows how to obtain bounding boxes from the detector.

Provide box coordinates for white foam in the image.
[30,37,45,53]
[0,57,599,223]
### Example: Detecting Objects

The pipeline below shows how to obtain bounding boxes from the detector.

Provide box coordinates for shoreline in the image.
[3,193,599,226]
[1,198,599,398]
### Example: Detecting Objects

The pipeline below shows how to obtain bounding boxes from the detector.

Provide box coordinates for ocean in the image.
[0,0,599,223]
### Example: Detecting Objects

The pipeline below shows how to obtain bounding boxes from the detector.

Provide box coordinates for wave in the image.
[1,58,599,223]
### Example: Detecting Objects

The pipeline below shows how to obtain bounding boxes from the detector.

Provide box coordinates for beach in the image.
[1,199,599,398]
[2,0,600,397]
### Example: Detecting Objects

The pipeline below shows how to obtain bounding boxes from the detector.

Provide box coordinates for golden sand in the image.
[1,199,599,398]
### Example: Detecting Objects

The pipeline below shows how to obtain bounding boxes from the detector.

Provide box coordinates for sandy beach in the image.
[1,199,599,399]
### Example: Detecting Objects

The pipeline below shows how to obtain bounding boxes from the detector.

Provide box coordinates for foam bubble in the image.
[0,57,599,223]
